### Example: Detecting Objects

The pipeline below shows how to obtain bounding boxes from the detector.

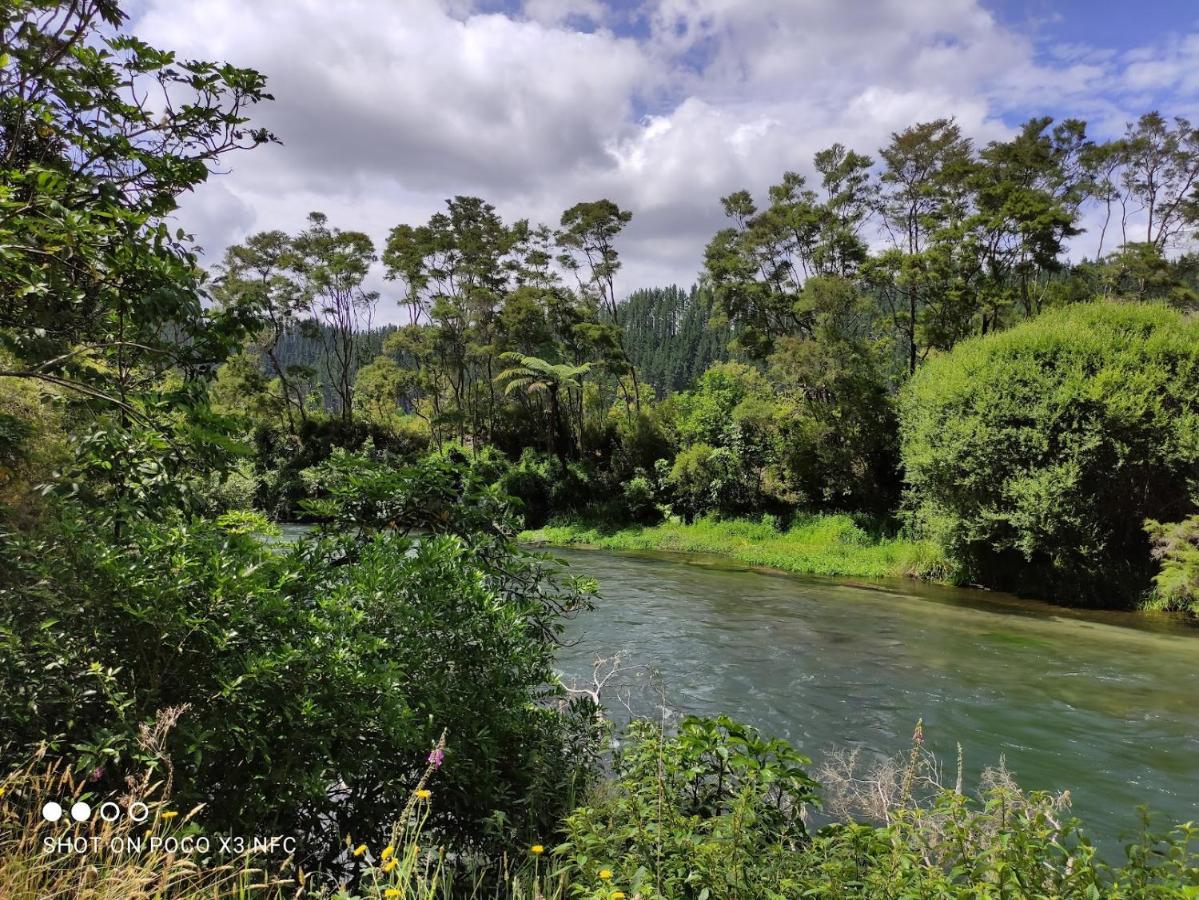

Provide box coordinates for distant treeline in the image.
[269,285,731,404]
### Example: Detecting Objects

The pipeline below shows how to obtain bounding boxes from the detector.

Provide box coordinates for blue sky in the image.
[130,0,1199,308]
[987,0,1198,50]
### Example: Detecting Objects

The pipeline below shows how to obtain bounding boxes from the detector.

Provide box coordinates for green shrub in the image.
[621,471,661,524]
[0,458,598,877]
[1144,515,1199,613]
[666,443,763,522]
[559,716,818,898]
[901,302,1199,606]
[500,448,558,527]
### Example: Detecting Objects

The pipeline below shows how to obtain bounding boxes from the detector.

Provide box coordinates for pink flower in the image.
[427,748,444,769]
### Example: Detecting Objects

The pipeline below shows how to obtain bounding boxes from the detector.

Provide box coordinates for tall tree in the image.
[0,0,274,408]
[873,118,974,373]
[214,231,312,432]
[495,353,591,472]
[557,200,640,410]
[967,117,1092,326]
[291,212,378,424]
[0,0,273,522]
[1119,112,1199,250]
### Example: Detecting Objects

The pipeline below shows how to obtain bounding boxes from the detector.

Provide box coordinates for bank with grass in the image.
[521,514,952,582]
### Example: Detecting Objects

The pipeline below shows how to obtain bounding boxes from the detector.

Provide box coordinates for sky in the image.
[128,0,1199,321]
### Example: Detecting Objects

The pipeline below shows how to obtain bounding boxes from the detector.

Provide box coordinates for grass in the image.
[521,513,955,582]
[0,755,289,899]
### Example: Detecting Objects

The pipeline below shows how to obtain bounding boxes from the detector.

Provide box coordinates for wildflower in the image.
[415,788,431,800]
[531,844,545,855]
[612,893,626,900]
[89,766,106,782]
[385,890,401,898]
[381,845,394,860]
[160,810,178,820]
[427,747,444,768]
[0,787,5,799]
[353,843,367,857]
[599,869,613,881]
[382,859,397,873]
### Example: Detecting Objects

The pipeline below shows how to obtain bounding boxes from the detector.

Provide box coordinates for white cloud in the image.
[132,0,1199,321]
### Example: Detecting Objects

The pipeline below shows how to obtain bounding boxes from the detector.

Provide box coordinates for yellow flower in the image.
[381,846,394,860]
[382,858,397,873]
[353,843,367,857]
[415,789,431,800]
[599,868,613,881]
[531,844,545,856]
[160,810,178,820]
[612,893,626,900]
[385,890,401,898]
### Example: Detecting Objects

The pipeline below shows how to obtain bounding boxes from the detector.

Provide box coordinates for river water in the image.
[552,547,1199,848]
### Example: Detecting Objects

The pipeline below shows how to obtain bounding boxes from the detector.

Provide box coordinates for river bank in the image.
[520,514,952,581]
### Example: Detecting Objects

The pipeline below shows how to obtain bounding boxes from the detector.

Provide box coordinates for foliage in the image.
[1144,515,1199,613]
[0,0,273,504]
[621,285,732,395]
[901,302,1199,606]
[558,716,818,899]
[0,457,599,876]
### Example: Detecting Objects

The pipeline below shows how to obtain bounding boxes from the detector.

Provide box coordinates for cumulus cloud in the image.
[132,0,1199,320]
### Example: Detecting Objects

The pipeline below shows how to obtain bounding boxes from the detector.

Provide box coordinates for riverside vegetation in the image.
[1,1,1199,897]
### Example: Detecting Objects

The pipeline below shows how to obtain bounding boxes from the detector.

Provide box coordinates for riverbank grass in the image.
[521,514,952,581]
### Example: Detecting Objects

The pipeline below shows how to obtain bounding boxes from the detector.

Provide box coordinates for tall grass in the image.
[522,514,954,582]
[0,755,292,899]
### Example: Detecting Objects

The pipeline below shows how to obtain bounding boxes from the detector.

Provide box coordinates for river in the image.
[552,547,1199,848]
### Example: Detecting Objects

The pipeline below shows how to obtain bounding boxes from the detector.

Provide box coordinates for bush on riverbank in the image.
[900,302,1199,608]
[0,458,598,878]
[521,514,953,581]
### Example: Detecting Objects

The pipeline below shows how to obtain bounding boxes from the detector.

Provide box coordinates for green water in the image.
[553,548,1199,847]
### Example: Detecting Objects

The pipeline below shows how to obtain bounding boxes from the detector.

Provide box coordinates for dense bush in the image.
[560,716,818,898]
[0,459,597,876]
[901,302,1199,606]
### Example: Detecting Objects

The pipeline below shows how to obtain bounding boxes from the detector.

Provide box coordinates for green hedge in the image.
[900,302,1199,607]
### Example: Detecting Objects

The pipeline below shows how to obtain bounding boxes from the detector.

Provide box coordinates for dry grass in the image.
[0,708,297,899]
[0,724,574,900]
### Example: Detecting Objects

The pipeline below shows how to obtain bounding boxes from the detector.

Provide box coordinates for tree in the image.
[704,147,876,360]
[496,352,591,471]
[557,200,640,411]
[291,212,379,423]
[0,0,274,412]
[0,0,273,525]
[214,231,312,432]
[1119,112,1199,250]
[967,117,1091,325]
[874,119,974,373]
